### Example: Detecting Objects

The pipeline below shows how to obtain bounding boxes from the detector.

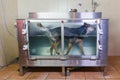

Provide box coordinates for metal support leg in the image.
[66,68,70,76]
[62,66,65,76]
[19,66,24,76]
[103,66,107,76]
[62,67,71,76]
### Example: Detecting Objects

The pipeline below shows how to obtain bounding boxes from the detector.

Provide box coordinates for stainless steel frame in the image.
[16,12,108,76]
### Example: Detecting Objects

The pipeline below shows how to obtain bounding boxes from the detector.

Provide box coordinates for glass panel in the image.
[28,20,98,58]
[28,22,61,56]
[64,22,97,56]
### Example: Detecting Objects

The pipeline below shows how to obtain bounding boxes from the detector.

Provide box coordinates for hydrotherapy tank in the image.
[16,12,108,76]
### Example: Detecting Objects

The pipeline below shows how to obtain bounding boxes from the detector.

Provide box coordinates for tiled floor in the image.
[0,56,120,80]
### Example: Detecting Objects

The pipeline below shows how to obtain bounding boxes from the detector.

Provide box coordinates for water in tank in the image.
[28,21,97,56]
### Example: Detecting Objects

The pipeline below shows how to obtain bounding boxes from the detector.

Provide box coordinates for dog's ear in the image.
[84,22,87,25]
[84,22,88,25]
[83,23,88,27]
[84,23,91,27]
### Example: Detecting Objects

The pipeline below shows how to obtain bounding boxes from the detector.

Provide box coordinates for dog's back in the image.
[49,23,89,37]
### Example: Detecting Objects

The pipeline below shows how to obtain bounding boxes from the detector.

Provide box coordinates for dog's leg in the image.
[50,43,54,55]
[50,41,60,55]
[65,42,73,55]
[53,41,60,55]
[77,39,84,55]
[65,39,74,55]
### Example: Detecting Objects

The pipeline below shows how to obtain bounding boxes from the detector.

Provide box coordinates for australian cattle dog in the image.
[36,22,95,55]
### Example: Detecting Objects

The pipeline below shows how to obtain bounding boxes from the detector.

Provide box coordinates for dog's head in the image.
[83,23,95,35]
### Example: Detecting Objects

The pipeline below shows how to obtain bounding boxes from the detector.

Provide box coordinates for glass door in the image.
[63,19,99,59]
[28,20,62,58]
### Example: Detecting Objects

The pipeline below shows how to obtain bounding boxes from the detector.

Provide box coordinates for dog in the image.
[36,22,95,55]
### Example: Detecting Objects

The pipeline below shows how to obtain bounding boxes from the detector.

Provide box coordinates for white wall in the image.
[17,0,93,18]
[0,37,6,66]
[17,0,120,56]
[0,0,18,65]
